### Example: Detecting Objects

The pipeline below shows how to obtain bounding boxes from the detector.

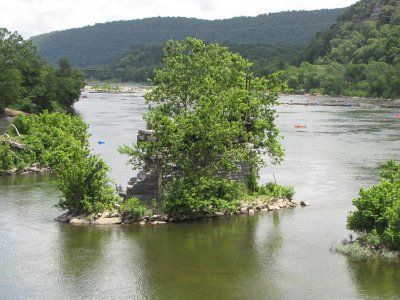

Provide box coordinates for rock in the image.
[240,207,248,214]
[276,198,287,208]
[267,203,280,211]
[55,212,71,223]
[139,221,147,225]
[151,214,160,221]
[101,210,111,218]
[260,208,269,213]
[159,214,169,221]
[110,211,120,218]
[214,212,225,217]
[300,201,310,207]
[29,167,39,173]
[150,221,166,225]
[69,217,89,225]
[248,209,255,214]
[94,217,122,225]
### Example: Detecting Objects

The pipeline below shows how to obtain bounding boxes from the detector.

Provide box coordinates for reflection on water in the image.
[347,260,400,299]
[122,214,284,299]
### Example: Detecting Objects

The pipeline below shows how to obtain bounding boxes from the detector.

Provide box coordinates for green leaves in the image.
[347,160,400,251]
[121,38,286,214]
[0,28,84,112]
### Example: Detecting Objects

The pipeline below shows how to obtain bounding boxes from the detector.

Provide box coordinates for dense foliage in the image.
[54,149,118,214]
[281,0,400,98]
[347,160,400,251]
[280,61,400,98]
[0,28,84,112]
[120,38,286,214]
[0,112,88,171]
[0,112,118,214]
[31,10,343,67]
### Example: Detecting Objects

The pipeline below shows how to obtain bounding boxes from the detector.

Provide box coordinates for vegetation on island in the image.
[332,160,400,261]
[0,28,84,113]
[0,112,118,214]
[119,38,293,216]
[280,0,400,98]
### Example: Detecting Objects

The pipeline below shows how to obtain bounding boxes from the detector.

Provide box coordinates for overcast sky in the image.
[1,0,359,38]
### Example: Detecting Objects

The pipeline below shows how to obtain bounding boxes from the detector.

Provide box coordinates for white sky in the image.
[1,0,359,38]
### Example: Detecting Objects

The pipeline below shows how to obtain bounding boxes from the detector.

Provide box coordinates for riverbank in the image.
[279,93,400,108]
[84,84,152,94]
[55,197,301,225]
[1,164,51,176]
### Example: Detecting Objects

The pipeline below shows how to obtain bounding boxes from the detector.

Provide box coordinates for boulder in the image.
[213,212,225,217]
[248,209,256,214]
[240,207,248,214]
[101,210,111,218]
[94,217,122,225]
[55,212,71,223]
[300,201,311,207]
[267,203,281,211]
[150,221,166,225]
[69,217,89,225]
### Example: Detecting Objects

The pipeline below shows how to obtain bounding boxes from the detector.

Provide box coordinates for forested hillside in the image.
[95,42,303,82]
[31,9,343,67]
[280,0,400,98]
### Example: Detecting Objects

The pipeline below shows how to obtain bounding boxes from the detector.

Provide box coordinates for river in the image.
[0,93,399,299]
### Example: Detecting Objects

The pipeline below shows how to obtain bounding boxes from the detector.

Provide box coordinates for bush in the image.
[55,148,118,214]
[347,160,400,251]
[258,182,295,200]
[163,176,244,215]
[119,198,147,221]
[0,111,89,172]
[330,241,373,261]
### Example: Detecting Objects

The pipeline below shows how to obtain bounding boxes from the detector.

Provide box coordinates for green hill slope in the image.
[31,9,343,67]
[303,0,400,64]
[280,0,400,98]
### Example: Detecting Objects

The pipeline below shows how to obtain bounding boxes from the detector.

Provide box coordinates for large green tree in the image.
[120,38,285,212]
[0,28,84,112]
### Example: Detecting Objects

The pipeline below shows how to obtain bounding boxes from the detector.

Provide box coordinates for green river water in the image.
[0,94,399,299]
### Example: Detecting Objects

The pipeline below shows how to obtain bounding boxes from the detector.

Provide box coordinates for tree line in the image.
[31,9,343,67]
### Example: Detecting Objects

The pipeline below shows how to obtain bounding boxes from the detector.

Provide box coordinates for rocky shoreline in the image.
[55,198,308,226]
[1,163,51,175]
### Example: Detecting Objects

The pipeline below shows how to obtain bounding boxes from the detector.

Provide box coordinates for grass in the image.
[330,240,400,262]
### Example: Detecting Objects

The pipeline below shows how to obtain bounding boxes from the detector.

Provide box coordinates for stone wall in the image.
[126,130,159,205]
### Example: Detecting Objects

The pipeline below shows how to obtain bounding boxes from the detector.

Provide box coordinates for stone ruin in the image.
[126,129,252,205]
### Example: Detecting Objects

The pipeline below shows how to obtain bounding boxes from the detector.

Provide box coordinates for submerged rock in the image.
[300,201,311,207]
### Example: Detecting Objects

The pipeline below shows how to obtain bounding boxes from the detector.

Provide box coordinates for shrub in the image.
[347,160,400,251]
[163,176,244,215]
[1,111,89,171]
[258,182,295,200]
[330,241,373,261]
[55,148,118,214]
[119,198,147,221]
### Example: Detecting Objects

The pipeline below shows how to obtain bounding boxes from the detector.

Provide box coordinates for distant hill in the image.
[31,9,344,67]
[280,0,400,98]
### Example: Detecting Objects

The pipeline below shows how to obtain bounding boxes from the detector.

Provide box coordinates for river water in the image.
[1,94,400,299]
